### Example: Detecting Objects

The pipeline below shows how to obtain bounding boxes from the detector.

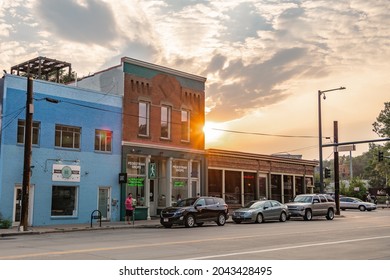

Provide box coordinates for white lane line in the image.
[189,235,390,260]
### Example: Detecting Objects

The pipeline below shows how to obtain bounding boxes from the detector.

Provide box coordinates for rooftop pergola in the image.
[10,56,72,83]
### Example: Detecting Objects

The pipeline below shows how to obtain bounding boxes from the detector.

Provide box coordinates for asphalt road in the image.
[0,209,389,260]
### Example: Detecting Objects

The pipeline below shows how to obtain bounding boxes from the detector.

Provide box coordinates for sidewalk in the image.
[0,218,162,237]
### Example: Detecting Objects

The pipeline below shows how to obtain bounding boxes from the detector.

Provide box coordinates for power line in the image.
[211,128,319,139]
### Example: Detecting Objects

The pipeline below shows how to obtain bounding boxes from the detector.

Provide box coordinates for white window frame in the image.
[181,109,190,142]
[17,119,40,145]
[95,129,112,152]
[160,105,171,139]
[138,101,150,137]
[55,124,81,149]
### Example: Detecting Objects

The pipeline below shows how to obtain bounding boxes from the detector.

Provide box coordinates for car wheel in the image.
[184,214,195,228]
[326,208,334,220]
[304,209,312,221]
[279,212,287,222]
[163,224,172,228]
[216,213,226,226]
[359,205,366,211]
[256,213,263,224]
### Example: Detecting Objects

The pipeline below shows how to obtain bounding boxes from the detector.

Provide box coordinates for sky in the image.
[1,0,389,161]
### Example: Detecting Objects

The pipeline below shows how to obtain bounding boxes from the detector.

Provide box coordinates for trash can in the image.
[134,206,148,220]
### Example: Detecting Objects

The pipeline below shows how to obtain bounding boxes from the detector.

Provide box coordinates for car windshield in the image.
[176,198,197,207]
[244,201,264,208]
[293,195,313,203]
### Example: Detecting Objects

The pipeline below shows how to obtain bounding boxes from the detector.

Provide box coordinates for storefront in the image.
[121,145,205,220]
[206,149,317,207]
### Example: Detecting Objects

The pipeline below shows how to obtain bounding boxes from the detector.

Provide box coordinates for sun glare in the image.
[203,122,224,143]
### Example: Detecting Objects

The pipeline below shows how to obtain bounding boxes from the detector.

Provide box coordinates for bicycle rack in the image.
[90,209,102,228]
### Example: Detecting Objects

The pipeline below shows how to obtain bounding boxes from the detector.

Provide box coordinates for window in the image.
[138,101,150,136]
[95,129,112,152]
[55,124,81,149]
[17,120,40,145]
[51,186,77,216]
[160,105,171,139]
[181,109,190,141]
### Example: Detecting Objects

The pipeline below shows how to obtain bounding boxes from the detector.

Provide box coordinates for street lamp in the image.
[318,86,346,193]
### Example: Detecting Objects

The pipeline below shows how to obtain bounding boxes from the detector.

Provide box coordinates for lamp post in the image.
[318,86,345,193]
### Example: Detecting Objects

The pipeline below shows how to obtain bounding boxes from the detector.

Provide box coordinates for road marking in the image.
[189,235,390,260]
[1,226,389,260]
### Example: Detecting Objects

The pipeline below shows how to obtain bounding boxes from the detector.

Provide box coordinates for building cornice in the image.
[121,57,207,83]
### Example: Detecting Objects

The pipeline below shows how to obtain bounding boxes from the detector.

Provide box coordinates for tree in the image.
[366,102,390,188]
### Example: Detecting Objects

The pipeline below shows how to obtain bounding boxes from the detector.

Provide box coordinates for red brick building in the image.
[78,57,317,219]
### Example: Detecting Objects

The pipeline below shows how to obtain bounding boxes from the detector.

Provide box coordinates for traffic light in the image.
[378,151,384,162]
[324,167,331,178]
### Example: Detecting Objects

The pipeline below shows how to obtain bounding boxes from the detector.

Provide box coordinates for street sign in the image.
[336,144,356,152]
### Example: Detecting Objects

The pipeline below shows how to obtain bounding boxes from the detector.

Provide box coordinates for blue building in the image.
[0,74,122,226]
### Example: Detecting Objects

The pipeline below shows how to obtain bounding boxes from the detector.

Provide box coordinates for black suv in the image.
[160,196,229,228]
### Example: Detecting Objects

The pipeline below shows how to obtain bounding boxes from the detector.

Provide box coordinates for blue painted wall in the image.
[0,75,122,226]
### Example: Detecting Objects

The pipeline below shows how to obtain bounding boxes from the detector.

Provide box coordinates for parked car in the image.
[160,196,229,228]
[339,196,377,211]
[232,200,288,224]
[285,194,335,221]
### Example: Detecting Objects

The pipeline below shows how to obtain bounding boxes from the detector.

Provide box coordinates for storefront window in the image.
[126,155,146,206]
[225,170,241,204]
[208,169,222,198]
[271,174,282,202]
[51,186,77,216]
[295,177,304,196]
[244,172,256,204]
[172,160,189,204]
[259,176,267,198]
[284,175,293,203]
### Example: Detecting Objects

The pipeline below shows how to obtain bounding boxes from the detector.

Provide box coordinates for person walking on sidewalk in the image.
[386,194,389,208]
[125,193,134,224]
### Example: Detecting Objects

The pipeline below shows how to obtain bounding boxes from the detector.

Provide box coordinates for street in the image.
[0,209,389,260]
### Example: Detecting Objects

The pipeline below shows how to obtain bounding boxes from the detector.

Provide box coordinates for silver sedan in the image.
[232,200,288,224]
[339,197,377,211]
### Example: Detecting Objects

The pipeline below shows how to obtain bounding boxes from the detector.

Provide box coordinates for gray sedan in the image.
[232,200,288,224]
[339,197,376,211]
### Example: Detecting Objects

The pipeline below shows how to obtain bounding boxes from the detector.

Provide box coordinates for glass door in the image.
[13,186,22,225]
[98,187,111,221]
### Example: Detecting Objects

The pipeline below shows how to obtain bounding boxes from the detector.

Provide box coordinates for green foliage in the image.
[339,177,367,200]
[0,213,12,229]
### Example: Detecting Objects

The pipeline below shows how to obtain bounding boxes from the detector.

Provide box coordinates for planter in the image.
[134,207,148,220]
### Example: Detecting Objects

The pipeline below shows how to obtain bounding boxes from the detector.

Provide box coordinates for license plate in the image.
[164,218,169,222]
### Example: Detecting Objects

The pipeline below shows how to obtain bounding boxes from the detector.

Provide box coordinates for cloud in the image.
[34,0,118,45]
[205,47,307,121]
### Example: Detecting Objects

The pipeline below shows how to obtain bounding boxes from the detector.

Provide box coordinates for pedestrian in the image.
[125,193,134,224]
[366,193,371,203]
[386,194,389,208]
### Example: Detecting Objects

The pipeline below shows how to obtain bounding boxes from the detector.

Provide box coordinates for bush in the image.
[0,219,12,229]
[0,213,12,229]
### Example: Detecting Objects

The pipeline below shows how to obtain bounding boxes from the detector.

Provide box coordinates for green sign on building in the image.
[127,177,145,187]
[148,163,157,179]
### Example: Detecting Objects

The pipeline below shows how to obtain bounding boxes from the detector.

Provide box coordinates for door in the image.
[191,180,199,197]
[13,185,34,226]
[149,180,156,216]
[98,187,111,221]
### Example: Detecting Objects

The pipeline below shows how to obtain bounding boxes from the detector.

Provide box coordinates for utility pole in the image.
[19,76,33,231]
[333,121,340,215]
